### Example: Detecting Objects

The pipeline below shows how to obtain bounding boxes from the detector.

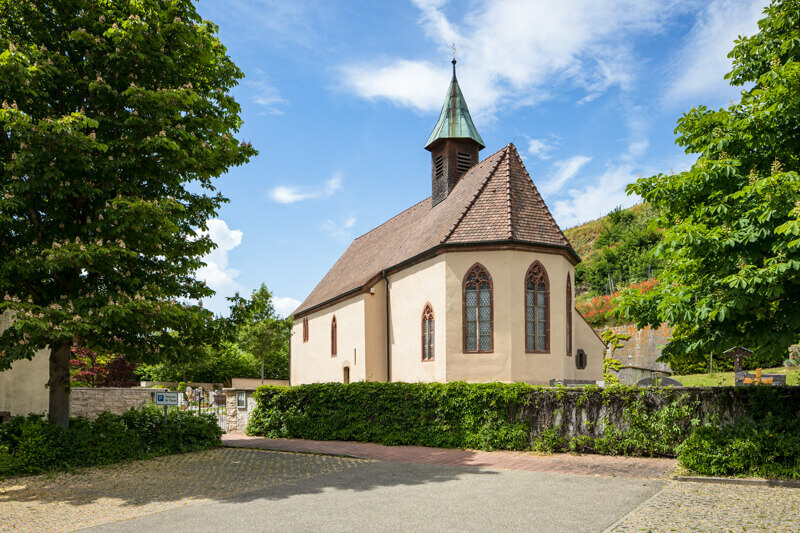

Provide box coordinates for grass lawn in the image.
[673,366,800,387]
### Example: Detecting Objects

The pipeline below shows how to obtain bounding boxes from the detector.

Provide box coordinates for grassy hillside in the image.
[564,204,662,327]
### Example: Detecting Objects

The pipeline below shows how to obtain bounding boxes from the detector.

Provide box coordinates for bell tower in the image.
[425,59,485,207]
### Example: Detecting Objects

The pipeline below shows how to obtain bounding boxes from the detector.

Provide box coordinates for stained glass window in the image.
[525,262,548,352]
[463,264,492,352]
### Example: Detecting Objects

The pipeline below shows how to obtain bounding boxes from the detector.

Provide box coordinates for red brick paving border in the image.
[222,435,676,479]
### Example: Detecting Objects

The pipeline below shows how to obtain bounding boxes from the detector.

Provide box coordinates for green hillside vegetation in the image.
[564,203,663,301]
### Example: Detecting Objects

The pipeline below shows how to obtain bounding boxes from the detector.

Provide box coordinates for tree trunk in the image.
[47,339,72,428]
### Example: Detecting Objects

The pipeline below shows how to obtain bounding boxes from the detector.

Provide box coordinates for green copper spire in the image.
[425,59,485,150]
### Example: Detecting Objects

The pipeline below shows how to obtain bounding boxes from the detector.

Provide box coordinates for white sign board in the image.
[155,392,179,406]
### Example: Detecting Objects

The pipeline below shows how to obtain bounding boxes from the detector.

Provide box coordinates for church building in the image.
[290,60,604,385]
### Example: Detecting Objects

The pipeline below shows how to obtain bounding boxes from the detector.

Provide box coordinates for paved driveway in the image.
[2,445,798,532]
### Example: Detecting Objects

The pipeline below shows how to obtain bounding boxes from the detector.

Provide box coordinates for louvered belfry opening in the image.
[428,138,481,206]
[425,59,485,207]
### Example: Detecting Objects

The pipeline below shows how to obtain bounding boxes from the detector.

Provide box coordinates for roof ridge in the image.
[507,143,573,249]
[505,148,513,239]
[441,146,509,244]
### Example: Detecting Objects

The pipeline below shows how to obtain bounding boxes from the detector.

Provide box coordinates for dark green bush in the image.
[248,381,531,451]
[247,381,799,478]
[677,416,800,479]
[0,406,222,477]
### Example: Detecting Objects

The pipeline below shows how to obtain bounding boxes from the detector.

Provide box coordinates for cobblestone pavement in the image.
[0,448,368,533]
[223,434,677,479]
[609,481,800,532]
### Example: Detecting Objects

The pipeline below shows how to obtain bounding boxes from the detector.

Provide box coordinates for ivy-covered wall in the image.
[247,382,800,458]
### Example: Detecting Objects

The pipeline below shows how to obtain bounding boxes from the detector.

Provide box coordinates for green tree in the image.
[228,284,292,381]
[137,340,260,384]
[617,0,800,366]
[0,1,256,427]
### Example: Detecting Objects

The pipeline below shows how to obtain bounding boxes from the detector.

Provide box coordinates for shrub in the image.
[247,381,799,478]
[0,406,222,477]
[677,416,800,479]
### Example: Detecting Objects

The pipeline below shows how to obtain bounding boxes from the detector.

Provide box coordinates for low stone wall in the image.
[71,387,168,419]
[224,388,257,434]
[607,323,673,372]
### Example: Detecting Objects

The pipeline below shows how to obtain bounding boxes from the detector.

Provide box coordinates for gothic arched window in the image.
[331,316,337,357]
[566,274,572,356]
[463,263,493,352]
[422,303,435,361]
[525,261,549,352]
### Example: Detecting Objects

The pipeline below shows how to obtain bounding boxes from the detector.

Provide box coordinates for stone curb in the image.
[673,475,800,489]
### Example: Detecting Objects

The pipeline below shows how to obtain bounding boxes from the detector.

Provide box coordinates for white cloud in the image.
[341,0,689,113]
[270,172,344,204]
[527,138,555,160]
[273,296,301,318]
[551,164,641,228]
[664,0,766,105]
[247,79,288,114]
[196,219,243,314]
[321,215,357,241]
[541,155,592,194]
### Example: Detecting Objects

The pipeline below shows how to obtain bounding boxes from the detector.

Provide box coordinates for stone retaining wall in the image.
[71,387,168,419]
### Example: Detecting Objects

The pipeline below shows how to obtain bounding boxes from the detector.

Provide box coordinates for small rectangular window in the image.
[236,391,246,409]
[434,156,444,178]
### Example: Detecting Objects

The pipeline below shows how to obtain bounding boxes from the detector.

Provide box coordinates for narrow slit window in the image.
[422,303,435,361]
[331,316,337,357]
[302,317,309,342]
[566,274,572,356]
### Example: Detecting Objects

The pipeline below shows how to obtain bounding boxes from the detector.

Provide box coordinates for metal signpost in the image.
[154,391,179,421]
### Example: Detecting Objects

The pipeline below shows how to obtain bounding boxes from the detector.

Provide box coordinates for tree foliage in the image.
[137,340,260,384]
[228,284,292,381]
[617,0,800,366]
[0,0,256,425]
[574,204,662,296]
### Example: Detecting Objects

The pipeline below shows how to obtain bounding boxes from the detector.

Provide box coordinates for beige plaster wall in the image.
[387,256,447,382]
[443,249,576,385]
[230,378,289,388]
[291,295,366,384]
[573,312,605,381]
[0,311,50,416]
[363,279,388,382]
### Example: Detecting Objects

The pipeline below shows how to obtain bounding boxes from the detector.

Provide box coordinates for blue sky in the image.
[192,0,767,316]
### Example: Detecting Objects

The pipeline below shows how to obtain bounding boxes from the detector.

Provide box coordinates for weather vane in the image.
[451,43,456,61]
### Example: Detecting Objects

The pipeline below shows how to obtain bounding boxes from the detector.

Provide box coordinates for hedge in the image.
[0,406,222,477]
[247,381,800,478]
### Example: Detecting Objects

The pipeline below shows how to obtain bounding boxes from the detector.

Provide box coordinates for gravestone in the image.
[635,376,683,387]
[735,369,787,387]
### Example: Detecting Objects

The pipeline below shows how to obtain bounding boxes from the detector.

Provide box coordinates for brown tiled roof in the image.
[293,143,578,316]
